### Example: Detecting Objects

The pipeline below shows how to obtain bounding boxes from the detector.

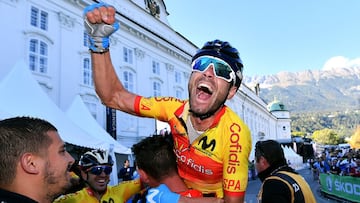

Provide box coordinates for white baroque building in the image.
[0,0,291,156]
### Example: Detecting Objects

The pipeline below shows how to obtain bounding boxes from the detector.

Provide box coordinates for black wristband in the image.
[89,48,109,54]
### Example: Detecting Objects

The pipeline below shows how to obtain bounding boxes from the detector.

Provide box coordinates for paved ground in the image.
[244,167,341,203]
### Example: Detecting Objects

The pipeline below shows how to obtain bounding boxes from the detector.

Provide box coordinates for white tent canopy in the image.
[65,95,131,155]
[282,145,304,170]
[0,61,111,150]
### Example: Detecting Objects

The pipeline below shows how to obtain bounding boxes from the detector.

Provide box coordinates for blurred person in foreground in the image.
[131,135,223,203]
[255,140,316,203]
[84,2,252,202]
[53,149,141,203]
[0,116,75,203]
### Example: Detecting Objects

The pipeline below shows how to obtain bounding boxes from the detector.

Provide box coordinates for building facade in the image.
[0,0,291,155]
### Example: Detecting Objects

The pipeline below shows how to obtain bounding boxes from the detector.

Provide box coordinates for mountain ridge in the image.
[243,66,360,113]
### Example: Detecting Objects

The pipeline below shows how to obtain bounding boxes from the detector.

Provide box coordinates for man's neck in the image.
[190,114,215,131]
[161,174,188,194]
[7,179,50,203]
[87,186,106,201]
[189,104,225,131]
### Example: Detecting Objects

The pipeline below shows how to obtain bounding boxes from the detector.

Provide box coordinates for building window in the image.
[30,7,38,27]
[175,71,181,84]
[83,58,93,86]
[152,61,160,75]
[123,71,134,91]
[153,81,161,96]
[29,39,48,73]
[30,6,48,31]
[83,31,89,47]
[40,10,48,30]
[123,47,133,64]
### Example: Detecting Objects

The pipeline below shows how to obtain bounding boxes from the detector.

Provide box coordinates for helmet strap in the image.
[189,109,217,120]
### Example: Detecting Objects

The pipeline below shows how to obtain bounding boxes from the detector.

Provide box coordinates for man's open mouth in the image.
[197,83,213,95]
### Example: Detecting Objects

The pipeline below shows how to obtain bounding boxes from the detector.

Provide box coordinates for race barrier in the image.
[320,173,360,203]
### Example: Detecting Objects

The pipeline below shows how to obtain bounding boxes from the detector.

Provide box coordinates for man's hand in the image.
[83,2,119,53]
[146,184,181,203]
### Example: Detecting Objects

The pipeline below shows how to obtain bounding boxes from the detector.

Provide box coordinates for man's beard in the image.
[44,165,72,201]
[189,95,227,120]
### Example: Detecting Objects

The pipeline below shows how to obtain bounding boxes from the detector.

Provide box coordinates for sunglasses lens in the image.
[103,166,112,175]
[89,167,102,175]
[89,166,112,175]
[192,58,209,71]
[213,62,233,81]
[192,56,233,82]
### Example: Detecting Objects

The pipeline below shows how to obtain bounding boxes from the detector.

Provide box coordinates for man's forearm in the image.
[91,51,122,106]
[178,196,224,203]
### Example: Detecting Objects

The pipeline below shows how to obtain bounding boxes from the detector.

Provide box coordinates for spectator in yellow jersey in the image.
[53,149,141,203]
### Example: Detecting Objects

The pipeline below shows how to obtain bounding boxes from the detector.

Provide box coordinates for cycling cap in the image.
[192,39,244,88]
[79,149,114,171]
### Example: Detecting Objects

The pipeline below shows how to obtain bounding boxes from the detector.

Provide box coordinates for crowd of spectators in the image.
[309,146,360,179]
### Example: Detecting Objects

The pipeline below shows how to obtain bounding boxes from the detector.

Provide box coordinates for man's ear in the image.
[227,85,238,100]
[20,153,40,174]
[258,156,270,168]
[137,169,149,184]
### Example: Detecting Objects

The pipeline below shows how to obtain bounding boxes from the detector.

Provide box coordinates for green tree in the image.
[312,128,340,145]
[291,131,306,137]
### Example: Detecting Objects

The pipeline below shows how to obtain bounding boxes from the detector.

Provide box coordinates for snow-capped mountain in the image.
[244,65,360,113]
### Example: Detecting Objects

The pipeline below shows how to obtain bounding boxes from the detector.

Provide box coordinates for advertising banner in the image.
[106,107,117,139]
[320,173,360,202]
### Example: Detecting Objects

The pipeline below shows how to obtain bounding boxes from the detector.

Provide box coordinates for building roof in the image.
[267,99,288,112]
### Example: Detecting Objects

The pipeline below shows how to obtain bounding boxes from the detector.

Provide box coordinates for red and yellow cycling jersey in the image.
[53,179,141,203]
[179,189,203,197]
[134,96,252,198]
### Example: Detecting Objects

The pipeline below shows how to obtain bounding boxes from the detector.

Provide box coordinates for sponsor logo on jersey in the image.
[175,148,213,175]
[198,136,216,151]
[226,123,242,174]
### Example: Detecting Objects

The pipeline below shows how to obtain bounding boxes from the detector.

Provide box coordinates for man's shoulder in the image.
[53,189,87,203]
[223,106,247,123]
[265,170,306,190]
[0,188,38,203]
[217,107,250,133]
[136,96,187,117]
[263,172,294,195]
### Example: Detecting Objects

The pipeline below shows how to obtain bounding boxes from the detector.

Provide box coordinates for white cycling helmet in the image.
[79,149,114,171]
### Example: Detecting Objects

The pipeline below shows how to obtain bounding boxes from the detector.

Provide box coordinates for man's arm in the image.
[178,197,223,203]
[91,52,137,114]
[118,168,124,178]
[85,3,138,115]
[223,196,244,203]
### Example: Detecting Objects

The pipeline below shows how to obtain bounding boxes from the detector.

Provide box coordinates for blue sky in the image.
[165,1,360,77]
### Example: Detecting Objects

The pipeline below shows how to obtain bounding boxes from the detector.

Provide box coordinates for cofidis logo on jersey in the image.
[175,147,213,175]
[223,123,243,191]
[227,123,242,174]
